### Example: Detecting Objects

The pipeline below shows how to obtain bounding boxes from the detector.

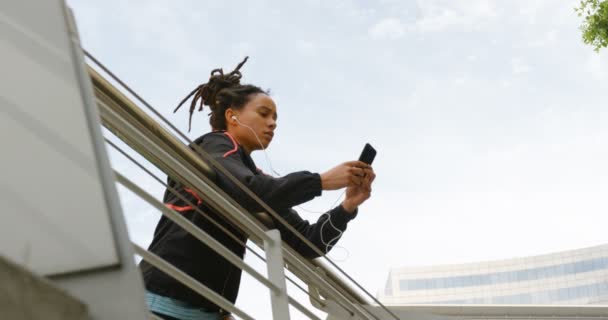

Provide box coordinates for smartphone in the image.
[358,143,377,165]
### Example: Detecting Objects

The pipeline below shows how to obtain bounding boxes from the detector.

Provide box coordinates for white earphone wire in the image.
[232,116,281,176]
[233,116,349,260]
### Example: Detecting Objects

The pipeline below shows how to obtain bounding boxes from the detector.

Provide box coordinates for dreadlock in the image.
[174,56,266,132]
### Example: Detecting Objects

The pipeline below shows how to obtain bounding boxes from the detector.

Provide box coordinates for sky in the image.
[68,0,608,319]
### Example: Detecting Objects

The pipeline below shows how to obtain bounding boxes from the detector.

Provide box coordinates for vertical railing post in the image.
[264,229,291,320]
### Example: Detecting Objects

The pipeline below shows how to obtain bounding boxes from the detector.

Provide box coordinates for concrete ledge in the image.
[0,256,88,320]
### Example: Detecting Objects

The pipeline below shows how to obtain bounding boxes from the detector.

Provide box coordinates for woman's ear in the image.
[225,108,237,127]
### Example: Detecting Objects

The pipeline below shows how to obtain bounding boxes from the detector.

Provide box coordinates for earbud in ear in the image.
[231,116,237,121]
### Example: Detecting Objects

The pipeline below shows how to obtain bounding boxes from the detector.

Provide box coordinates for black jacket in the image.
[140,131,357,311]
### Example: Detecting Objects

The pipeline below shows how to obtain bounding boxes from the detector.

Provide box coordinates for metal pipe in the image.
[116,171,280,294]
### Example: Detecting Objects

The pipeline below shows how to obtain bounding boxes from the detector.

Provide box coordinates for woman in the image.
[140,57,375,320]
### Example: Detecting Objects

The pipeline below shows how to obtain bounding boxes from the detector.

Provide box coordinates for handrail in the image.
[89,63,390,319]
[104,137,333,317]
[96,79,373,319]
[90,64,373,303]
[120,172,320,319]
[84,51,400,320]
[115,172,280,294]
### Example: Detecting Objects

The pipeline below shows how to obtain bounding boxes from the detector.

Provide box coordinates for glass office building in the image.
[379,244,608,305]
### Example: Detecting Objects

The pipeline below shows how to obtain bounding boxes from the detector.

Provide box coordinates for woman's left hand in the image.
[341,167,375,213]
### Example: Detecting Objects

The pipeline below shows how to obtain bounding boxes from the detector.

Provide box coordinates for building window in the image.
[399,257,608,292]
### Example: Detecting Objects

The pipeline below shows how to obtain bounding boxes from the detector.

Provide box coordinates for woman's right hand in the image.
[320,161,370,191]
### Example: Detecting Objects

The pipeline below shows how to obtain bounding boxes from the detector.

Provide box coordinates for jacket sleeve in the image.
[201,133,357,258]
[201,133,322,213]
[275,205,358,258]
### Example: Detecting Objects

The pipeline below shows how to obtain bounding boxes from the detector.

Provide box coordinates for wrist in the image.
[320,173,328,190]
[341,200,358,214]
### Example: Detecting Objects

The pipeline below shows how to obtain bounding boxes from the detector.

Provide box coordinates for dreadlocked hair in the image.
[174,56,267,132]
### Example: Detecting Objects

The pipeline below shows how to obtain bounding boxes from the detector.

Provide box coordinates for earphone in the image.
[230,114,280,176]
[230,114,349,260]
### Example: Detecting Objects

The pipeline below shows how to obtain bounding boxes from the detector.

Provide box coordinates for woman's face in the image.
[228,93,278,153]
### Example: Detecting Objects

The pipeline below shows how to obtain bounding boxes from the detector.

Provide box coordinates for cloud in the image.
[295,39,319,56]
[368,18,406,39]
[409,0,497,33]
[511,57,530,74]
[528,29,558,47]
[586,52,608,80]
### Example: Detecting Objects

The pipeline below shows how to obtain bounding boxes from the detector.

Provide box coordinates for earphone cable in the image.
[233,120,350,259]
[232,116,281,176]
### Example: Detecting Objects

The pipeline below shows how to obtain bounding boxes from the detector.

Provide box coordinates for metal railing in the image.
[86,53,399,320]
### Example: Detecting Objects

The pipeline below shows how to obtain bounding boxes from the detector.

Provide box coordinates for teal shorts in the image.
[146,291,221,320]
